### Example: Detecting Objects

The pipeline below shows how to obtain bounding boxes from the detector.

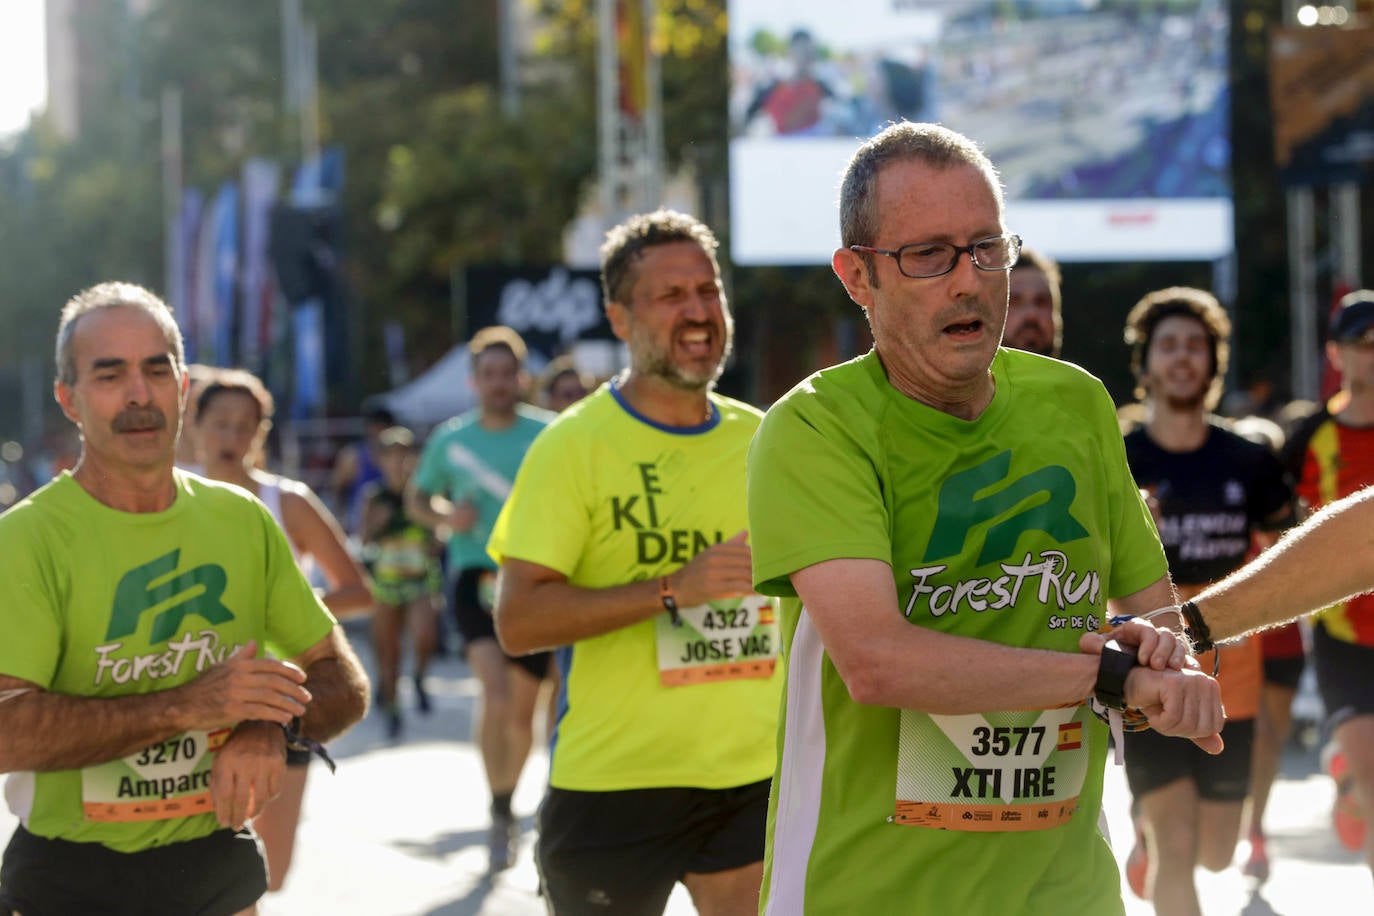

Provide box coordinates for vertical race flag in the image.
[240,159,282,373]
[211,182,241,368]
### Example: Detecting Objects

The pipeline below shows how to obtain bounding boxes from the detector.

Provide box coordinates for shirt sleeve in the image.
[413,426,452,497]
[259,502,337,659]
[747,394,891,598]
[0,512,63,687]
[487,424,592,577]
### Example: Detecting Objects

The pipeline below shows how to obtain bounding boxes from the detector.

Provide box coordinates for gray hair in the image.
[838,122,1005,251]
[55,282,186,385]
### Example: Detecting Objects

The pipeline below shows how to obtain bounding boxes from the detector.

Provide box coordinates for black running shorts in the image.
[0,825,266,916]
[451,566,551,680]
[1122,718,1256,802]
[1312,622,1374,730]
[537,779,770,915]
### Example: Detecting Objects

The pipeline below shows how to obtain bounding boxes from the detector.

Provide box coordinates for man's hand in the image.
[210,719,286,829]
[670,531,755,607]
[447,499,478,535]
[173,641,311,731]
[1081,618,1192,672]
[1125,665,1226,755]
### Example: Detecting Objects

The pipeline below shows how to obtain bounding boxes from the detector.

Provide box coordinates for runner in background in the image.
[196,368,373,892]
[1003,244,1062,359]
[359,426,442,739]
[173,363,217,472]
[538,355,594,413]
[1282,289,1374,866]
[1117,288,1294,911]
[406,327,555,873]
[331,399,396,534]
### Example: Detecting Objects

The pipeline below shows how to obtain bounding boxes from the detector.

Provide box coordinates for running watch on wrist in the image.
[1094,640,1137,711]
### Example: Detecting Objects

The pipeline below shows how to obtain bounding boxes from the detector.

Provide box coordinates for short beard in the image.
[633,319,735,393]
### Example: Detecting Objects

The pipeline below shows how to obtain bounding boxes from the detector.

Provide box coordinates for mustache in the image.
[112,407,167,433]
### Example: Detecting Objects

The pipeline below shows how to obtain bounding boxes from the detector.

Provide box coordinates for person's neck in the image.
[479,407,518,430]
[1144,401,1210,452]
[616,371,713,428]
[71,453,178,513]
[878,352,995,421]
[1335,390,1374,426]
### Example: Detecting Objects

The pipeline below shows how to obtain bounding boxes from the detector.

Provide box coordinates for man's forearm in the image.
[1198,487,1374,642]
[496,576,665,655]
[0,686,186,773]
[297,650,369,744]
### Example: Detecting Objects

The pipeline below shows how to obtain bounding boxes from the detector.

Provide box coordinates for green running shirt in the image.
[414,404,554,572]
[748,349,1167,915]
[488,383,782,791]
[0,470,337,853]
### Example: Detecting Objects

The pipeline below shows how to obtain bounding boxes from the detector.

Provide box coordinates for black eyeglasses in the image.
[850,233,1022,279]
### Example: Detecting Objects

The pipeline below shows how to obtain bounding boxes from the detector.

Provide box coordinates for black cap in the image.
[1329,290,1374,342]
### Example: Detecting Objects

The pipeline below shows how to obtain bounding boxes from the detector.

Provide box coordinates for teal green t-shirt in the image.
[414,404,554,571]
[747,349,1167,915]
[0,470,337,853]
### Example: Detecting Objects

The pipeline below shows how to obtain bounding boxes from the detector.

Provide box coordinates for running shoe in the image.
[1243,829,1269,883]
[1125,842,1149,900]
[488,813,518,873]
[1324,745,1367,852]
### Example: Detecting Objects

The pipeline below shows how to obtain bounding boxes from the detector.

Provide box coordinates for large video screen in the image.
[729,0,1233,265]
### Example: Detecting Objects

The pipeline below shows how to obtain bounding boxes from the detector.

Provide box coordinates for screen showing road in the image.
[729,0,1233,264]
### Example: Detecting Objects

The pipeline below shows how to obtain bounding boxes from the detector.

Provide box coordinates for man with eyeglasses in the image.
[1281,289,1374,867]
[746,121,1225,914]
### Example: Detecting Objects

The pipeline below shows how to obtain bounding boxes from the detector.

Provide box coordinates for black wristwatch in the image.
[1094,640,1137,711]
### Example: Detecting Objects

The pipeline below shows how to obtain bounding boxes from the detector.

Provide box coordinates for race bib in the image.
[375,540,430,578]
[893,706,1091,832]
[655,595,780,687]
[477,570,498,613]
[82,728,230,822]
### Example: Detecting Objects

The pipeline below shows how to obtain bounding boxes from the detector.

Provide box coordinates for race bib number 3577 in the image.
[655,595,779,687]
[893,706,1091,832]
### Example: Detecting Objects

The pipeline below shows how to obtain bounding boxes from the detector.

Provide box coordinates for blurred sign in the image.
[1269,25,1374,187]
[728,0,1234,264]
[465,265,613,361]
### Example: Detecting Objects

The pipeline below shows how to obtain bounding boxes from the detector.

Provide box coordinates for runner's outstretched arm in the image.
[1193,485,1374,643]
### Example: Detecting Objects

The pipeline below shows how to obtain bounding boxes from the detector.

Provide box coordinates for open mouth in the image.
[678,328,714,357]
[943,319,983,337]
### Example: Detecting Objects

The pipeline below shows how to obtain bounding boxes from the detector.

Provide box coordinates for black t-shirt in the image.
[1124,422,1293,586]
